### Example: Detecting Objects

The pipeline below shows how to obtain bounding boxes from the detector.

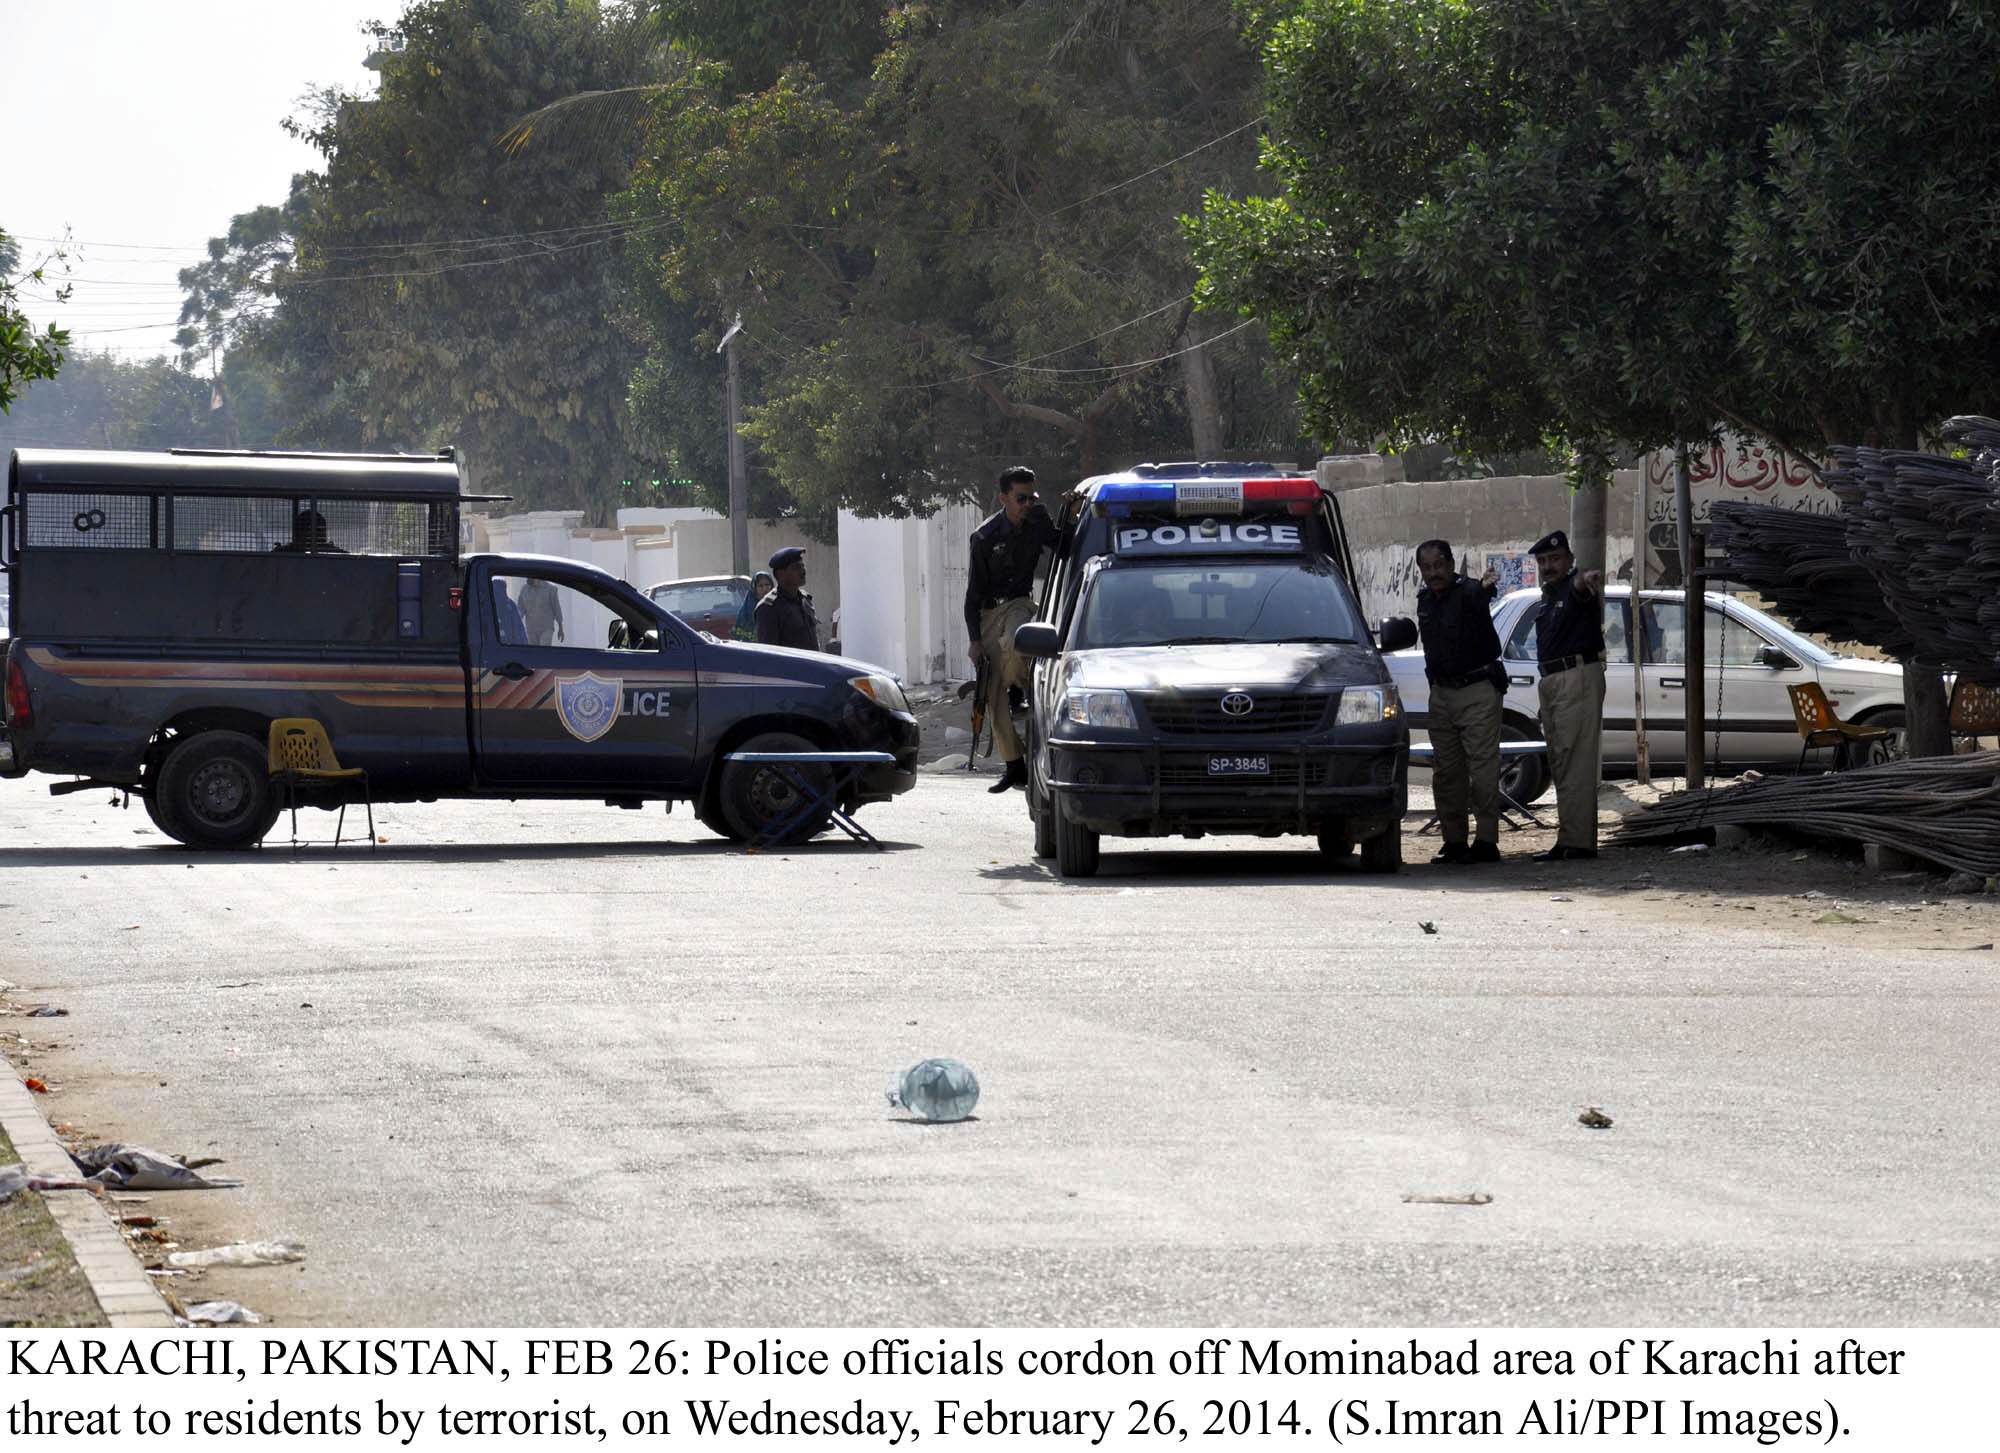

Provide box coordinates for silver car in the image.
[1387,586,1906,799]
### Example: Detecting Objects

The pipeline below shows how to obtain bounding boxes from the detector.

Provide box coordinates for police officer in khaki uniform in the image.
[1527,529,1606,860]
[754,546,821,651]
[965,465,1058,793]
[1414,540,1505,864]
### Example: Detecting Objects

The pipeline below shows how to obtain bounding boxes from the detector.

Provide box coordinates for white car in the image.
[1387,586,1906,800]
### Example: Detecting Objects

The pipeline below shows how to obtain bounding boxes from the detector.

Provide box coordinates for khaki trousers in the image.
[1429,679,1503,845]
[979,597,1036,761]
[1537,658,1607,849]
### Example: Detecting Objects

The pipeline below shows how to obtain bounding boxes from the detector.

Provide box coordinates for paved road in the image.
[1,770,1994,1325]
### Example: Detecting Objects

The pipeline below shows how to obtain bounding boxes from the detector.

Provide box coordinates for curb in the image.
[0,1069,175,1328]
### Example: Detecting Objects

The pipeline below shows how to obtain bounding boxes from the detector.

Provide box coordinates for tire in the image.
[1031,796,1056,859]
[1315,829,1352,863]
[142,787,185,841]
[154,730,279,850]
[718,731,834,844]
[1856,707,1906,766]
[1028,754,1055,859]
[1052,795,1100,879]
[1358,826,1402,874]
[1500,719,1550,804]
[696,802,742,842]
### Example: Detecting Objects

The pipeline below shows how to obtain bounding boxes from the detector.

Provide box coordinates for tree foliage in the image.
[0,350,274,457]
[620,0,1305,519]
[1191,0,2000,459]
[0,227,71,414]
[236,0,657,521]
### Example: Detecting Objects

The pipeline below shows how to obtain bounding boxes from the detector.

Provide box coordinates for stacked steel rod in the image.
[1614,751,2000,875]
[1705,503,1906,654]
[1707,415,2000,683]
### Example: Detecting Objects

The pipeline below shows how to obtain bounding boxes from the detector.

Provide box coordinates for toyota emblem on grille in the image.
[1220,692,1254,716]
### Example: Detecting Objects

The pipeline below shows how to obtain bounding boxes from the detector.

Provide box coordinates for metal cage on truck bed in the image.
[3,447,474,649]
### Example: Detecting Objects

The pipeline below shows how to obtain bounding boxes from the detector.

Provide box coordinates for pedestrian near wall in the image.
[965,465,1058,793]
[1527,529,1606,860]
[1414,540,1505,864]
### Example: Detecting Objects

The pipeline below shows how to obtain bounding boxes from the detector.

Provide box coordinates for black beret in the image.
[1529,529,1571,556]
[768,546,806,570]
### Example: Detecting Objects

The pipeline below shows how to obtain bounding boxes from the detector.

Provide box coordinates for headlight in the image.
[1335,684,1400,725]
[848,674,912,714]
[1064,688,1137,730]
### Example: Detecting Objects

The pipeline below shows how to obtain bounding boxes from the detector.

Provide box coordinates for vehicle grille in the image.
[1140,692,1332,736]
[1155,755,1332,788]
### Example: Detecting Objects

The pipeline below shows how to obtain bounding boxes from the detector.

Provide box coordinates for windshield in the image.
[652,581,744,616]
[1072,559,1364,649]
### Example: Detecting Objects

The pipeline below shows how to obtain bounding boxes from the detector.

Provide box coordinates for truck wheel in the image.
[155,730,279,850]
[1028,760,1055,858]
[1358,826,1402,874]
[696,802,741,842]
[1053,796,1100,879]
[1316,830,1352,864]
[719,731,833,844]
[142,789,186,843]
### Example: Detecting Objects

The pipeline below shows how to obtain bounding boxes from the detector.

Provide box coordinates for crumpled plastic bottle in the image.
[887,1057,980,1122]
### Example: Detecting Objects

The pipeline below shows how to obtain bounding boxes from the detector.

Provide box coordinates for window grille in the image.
[23,492,156,549]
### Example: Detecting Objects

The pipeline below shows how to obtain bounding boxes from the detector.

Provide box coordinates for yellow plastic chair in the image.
[267,718,375,850]
[1949,679,2000,752]
[1786,682,1895,772]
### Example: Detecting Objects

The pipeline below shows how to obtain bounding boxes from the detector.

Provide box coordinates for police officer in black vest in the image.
[1528,529,1606,860]
[754,546,821,652]
[966,465,1058,792]
[1414,540,1505,864]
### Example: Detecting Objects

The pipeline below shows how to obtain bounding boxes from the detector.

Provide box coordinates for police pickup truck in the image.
[0,447,917,849]
[1013,467,1417,878]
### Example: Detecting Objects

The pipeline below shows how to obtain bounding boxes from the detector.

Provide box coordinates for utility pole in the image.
[1675,444,1704,790]
[1631,472,1649,785]
[717,314,748,577]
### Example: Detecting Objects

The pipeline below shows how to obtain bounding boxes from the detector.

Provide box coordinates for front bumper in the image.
[842,707,921,804]
[1046,735,1406,836]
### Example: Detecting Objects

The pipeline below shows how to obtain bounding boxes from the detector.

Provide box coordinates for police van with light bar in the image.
[1012,464,1419,878]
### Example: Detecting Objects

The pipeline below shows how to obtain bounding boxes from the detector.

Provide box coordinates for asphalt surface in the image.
[1,768,1995,1326]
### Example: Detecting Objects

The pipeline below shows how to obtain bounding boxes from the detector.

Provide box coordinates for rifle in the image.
[959,652,992,767]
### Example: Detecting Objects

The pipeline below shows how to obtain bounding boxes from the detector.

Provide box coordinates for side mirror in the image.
[1013,621,1063,659]
[1754,644,1798,670]
[1377,616,1419,653]
[608,620,630,649]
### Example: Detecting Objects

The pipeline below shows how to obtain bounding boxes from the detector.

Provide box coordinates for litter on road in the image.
[1402,1192,1493,1206]
[184,1299,262,1325]
[889,1057,981,1122]
[166,1240,306,1269]
[0,1163,103,1200]
[1578,1107,1614,1129]
[70,1143,244,1190]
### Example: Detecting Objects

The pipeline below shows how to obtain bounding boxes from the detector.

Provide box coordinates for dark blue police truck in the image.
[1,447,917,848]
[1014,466,1417,878]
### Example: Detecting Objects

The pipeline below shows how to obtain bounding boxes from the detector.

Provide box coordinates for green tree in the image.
[0,351,245,456]
[1191,0,2000,752]
[619,0,1304,520]
[250,0,657,521]
[0,227,71,413]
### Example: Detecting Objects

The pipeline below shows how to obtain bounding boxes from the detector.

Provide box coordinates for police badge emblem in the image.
[555,673,622,742]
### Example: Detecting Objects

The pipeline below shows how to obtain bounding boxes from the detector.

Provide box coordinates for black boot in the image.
[988,758,1028,793]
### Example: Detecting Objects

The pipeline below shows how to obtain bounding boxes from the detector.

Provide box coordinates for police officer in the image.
[1414,540,1504,864]
[966,465,1058,793]
[754,546,821,651]
[1527,529,1606,860]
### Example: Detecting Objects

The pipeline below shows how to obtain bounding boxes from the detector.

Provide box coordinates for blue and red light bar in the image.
[1092,476,1321,518]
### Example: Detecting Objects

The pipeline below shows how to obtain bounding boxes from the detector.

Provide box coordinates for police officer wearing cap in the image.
[966,465,1058,792]
[1527,529,1606,860]
[1414,540,1505,864]
[754,546,821,651]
